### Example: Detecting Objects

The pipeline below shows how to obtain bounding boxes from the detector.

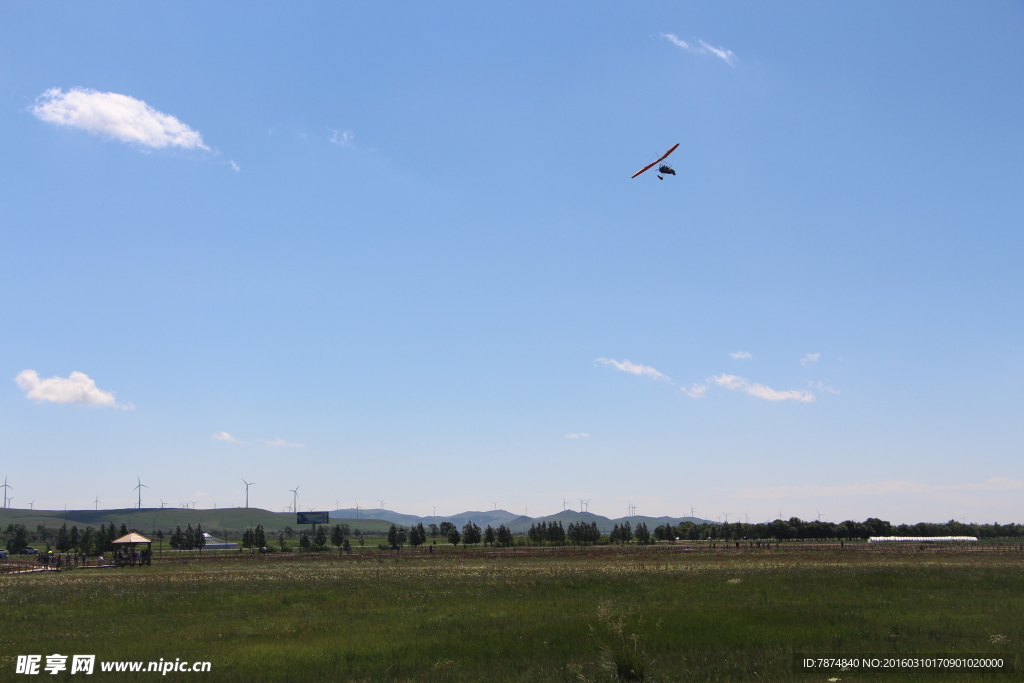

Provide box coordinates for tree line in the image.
[652,517,1024,542]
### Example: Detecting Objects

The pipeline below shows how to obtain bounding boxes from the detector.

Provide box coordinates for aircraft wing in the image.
[631,143,679,178]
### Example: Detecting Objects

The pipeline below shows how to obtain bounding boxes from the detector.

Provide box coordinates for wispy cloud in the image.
[808,380,840,395]
[565,433,591,439]
[801,353,820,367]
[212,431,244,444]
[212,432,304,447]
[266,437,305,448]
[229,160,241,172]
[730,351,753,360]
[328,128,354,146]
[684,373,815,403]
[15,369,131,409]
[729,477,1024,500]
[660,34,737,66]
[32,88,208,150]
[595,358,668,381]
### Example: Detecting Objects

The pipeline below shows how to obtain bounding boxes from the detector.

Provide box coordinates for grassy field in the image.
[1,547,1020,681]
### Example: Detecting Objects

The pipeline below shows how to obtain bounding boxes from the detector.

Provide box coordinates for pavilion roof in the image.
[112,533,152,544]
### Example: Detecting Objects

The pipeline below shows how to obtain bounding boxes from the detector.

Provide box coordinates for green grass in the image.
[1,548,1020,681]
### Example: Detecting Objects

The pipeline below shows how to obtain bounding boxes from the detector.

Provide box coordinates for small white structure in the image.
[201,532,238,550]
[868,536,977,543]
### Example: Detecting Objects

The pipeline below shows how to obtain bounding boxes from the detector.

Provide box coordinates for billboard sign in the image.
[297,511,329,525]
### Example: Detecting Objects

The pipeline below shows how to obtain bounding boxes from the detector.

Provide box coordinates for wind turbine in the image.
[94,496,101,511]
[1,477,11,509]
[723,512,731,524]
[289,486,300,515]
[29,500,35,510]
[160,499,166,509]
[583,500,590,513]
[355,502,361,519]
[816,509,823,522]
[379,499,385,512]
[432,505,437,518]
[190,501,198,510]
[242,479,255,509]
[579,498,585,513]
[492,501,498,510]
[134,477,148,509]
[562,498,568,511]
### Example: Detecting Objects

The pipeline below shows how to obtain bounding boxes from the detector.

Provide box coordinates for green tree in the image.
[170,526,183,551]
[195,524,206,553]
[447,527,461,546]
[428,523,439,538]
[342,538,351,552]
[331,524,344,549]
[5,524,28,553]
[439,521,456,538]
[387,523,398,549]
[242,528,254,549]
[462,521,481,546]
[81,527,95,555]
[119,523,129,539]
[56,523,71,552]
[635,522,651,545]
[496,524,513,548]
[255,524,266,548]
[484,525,496,546]
[298,530,310,551]
[70,525,81,552]
[314,525,328,549]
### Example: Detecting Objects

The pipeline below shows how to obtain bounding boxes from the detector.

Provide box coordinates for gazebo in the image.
[112,533,153,566]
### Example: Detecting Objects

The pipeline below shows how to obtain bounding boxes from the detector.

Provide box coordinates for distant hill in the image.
[331,508,713,534]
[0,506,712,536]
[0,507,390,535]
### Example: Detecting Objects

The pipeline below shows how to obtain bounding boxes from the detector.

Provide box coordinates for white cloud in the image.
[328,128,354,146]
[15,369,131,408]
[31,87,209,150]
[730,477,1024,500]
[683,373,815,403]
[729,351,753,360]
[681,383,708,398]
[213,432,304,447]
[266,437,304,448]
[212,431,244,444]
[565,433,591,439]
[808,380,840,395]
[595,358,668,381]
[229,160,241,172]
[801,353,821,367]
[660,33,737,66]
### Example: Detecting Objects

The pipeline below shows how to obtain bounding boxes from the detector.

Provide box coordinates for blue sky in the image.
[2,3,1022,523]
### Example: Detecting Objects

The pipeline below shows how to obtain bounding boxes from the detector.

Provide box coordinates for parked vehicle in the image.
[0,549,8,559]
[21,547,38,555]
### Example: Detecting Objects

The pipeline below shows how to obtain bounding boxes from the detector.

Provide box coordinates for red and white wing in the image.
[631,143,679,178]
